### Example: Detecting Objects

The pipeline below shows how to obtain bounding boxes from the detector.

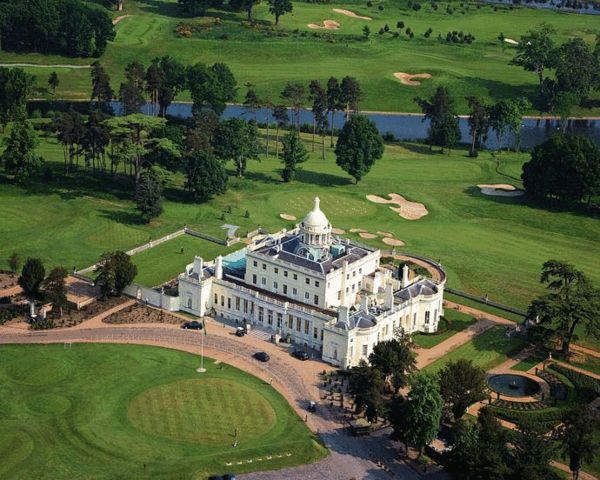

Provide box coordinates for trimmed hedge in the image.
[489,405,564,432]
[550,364,600,403]
[0,305,25,325]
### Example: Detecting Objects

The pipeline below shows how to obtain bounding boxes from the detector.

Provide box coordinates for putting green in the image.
[128,378,276,444]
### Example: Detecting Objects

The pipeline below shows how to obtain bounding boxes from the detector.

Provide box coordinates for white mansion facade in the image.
[178,197,445,368]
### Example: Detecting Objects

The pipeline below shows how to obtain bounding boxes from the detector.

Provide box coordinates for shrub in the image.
[378,4,384,10]
[550,364,600,403]
[397,21,405,29]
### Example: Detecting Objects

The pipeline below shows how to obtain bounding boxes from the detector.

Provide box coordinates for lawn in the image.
[412,309,476,349]
[132,234,236,287]
[423,326,529,374]
[443,292,525,322]
[2,130,600,317]
[511,351,547,371]
[0,343,327,479]
[2,0,600,114]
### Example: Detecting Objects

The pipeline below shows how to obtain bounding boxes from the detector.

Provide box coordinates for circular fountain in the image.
[487,374,541,398]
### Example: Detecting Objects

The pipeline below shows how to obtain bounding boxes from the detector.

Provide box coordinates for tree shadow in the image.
[461,76,538,106]
[98,209,144,226]
[295,169,352,187]
[241,170,281,185]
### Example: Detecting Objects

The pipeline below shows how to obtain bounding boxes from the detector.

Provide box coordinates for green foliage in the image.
[489,97,529,151]
[0,0,115,57]
[268,0,292,25]
[347,360,385,422]
[213,118,259,176]
[42,266,68,316]
[511,24,556,89]
[1,121,40,182]
[0,304,25,325]
[438,358,486,420]
[48,72,60,95]
[185,150,228,202]
[0,68,34,127]
[8,252,21,274]
[416,86,460,152]
[335,115,383,183]
[90,62,113,109]
[95,251,137,297]
[556,406,600,479]
[187,62,237,115]
[522,134,600,204]
[178,0,224,16]
[362,25,371,39]
[368,332,416,392]
[280,128,308,182]
[18,257,46,301]
[135,167,166,223]
[550,364,600,403]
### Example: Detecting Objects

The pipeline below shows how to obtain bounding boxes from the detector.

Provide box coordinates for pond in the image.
[487,373,541,397]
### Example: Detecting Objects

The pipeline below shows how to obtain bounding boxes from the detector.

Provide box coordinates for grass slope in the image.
[412,309,476,349]
[0,343,326,479]
[3,0,600,114]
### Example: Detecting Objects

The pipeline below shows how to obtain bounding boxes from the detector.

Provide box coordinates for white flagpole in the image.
[197,317,206,373]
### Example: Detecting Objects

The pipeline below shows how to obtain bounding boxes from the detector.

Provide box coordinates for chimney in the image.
[214,255,223,280]
[384,283,394,308]
[360,294,369,312]
[401,264,410,288]
[193,256,204,275]
[338,305,350,327]
[340,260,349,307]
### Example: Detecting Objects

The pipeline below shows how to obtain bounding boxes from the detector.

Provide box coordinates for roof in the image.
[394,279,439,303]
[302,197,329,230]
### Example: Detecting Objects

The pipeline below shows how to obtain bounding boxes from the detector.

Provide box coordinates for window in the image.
[220,295,225,307]
[413,313,417,327]
[304,320,309,335]
[353,270,356,277]
[214,293,218,304]
[425,311,431,325]
[267,310,273,326]
[227,297,231,309]
[296,317,301,332]
[292,287,297,296]
[346,274,350,280]
[253,261,257,267]
[320,330,324,341]
[274,267,279,274]
[352,284,355,292]
[262,263,267,270]
[434,309,438,321]
[293,273,298,280]
[187,297,192,308]
[314,295,319,305]
[258,307,264,323]
[243,299,248,314]
[273,281,278,290]
[337,291,341,300]
[277,313,282,328]
[261,277,266,286]
[283,284,288,294]
[284,270,288,277]
[305,277,310,285]
[362,345,368,356]
[252,274,257,285]
[313,327,318,339]
[315,280,320,287]
[359,268,362,274]
[288,314,294,329]
[304,292,310,300]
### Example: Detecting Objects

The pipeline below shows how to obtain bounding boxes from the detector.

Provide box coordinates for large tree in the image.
[557,406,600,480]
[178,0,224,15]
[95,251,137,297]
[280,82,306,128]
[511,24,556,90]
[187,62,237,115]
[512,422,561,480]
[554,37,598,105]
[489,97,529,152]
[348,360,385,423]
[340,76,362,119]
[368,331,416,392]
[19,258,46,310]
[326,77,342,147]
[156,56,187,116]
[439,359,487,420]
[230,0,261,22]
[416,87,461,152]
[90,62,113,110]
[279,128,308,182]
[335,115,384,183]
[135,167,166,223]
[213,118,259,177]
[466,96,490,157]
[1,121,41,183]
[42,267,68,318]
[185,150,228,202]
[271,104,289,156]
[527,260,600,356]
[268,0,292,25]
[0,67,35,128]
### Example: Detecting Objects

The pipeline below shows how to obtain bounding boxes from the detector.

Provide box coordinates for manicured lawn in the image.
[423,326,529,374]
[412,309,476,349]
[1,0,599,114]
[444,292,525,322]
[0,343,327,479]
[511,351,547,371]
[2,131,600,313]
[132,234,235,287]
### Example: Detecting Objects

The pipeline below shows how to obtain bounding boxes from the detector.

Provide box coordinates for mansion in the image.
[178,197,445,368]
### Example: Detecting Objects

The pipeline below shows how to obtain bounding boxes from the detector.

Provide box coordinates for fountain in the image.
[487,374,541,398]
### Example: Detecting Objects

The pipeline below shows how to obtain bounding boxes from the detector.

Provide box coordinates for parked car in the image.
[235,327,245,337]
[253,351,270,362]
[308,400,317,412]
[291,350,309,361]
[181,321,203,330]
[208,475,236,480]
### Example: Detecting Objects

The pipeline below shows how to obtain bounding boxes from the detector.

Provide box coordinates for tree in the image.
[213,118,259,177]
[557,406,600,480]
[90,62,113,110]
[19,258,46,305]
[243,87,261,122]
[489,97,529,152]
[527,260,600,356]
[280,82,306,128]
[156,56,187,116]
[335,115,384,183]
[369,331,416,392]
[326,77,342,147]
[0,67,35,128]
[362,25,371,39]
[187,62,237,115]
[48,72,59,95]
[230,0,261,22]
[415,86,460,152]
[1,121,41,183]
[280,128,308,182]
[309,80,328,157]
[512,421,561,480]
[392,373,442,457]
[185,150,228,202]
[347,360,385,422]
[272,104,289,156]
[135,167,165,223]
[120,61,146,114]
[268,0,292,25]
[42,267,68,317]
[554,37,598,105]
[95,251,137,297]
[340,76,362,119]
[466,96,490,157]
[511,24,556,90]
[178,0,223,16]
[438,359,486,420]
[8,253,21,274]
[145,61,164,116]
[521,134,600,203]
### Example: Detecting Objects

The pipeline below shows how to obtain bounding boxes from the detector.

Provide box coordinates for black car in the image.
[181,321,203,330]
[253,351,270,362]
[291,350,309,361]
[235,327,245,337]
[208,475,236,480]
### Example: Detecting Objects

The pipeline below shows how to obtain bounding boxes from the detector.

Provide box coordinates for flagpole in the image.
[197,316,206,373]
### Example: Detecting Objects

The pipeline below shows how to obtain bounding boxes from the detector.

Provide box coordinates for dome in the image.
[302,197,330,231]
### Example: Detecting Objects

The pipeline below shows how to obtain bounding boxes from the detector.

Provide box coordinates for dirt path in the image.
[0,63,91,69]
[0,285,22,298]
[113,14,132,25]
[572,343,600,359]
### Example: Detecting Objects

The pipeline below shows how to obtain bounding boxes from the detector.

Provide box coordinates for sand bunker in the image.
[280,213,297,221]
[477,184,525,197]
[359,232,378,239]
[332,228,346,235]
[382,237,405,247]
[367,193,429,221]
[113,15,132,25]
[504,38,519,45]
[350,228,367,233]
[393,72,432,86]
[332,9,372,20]
[308,20,340,30]
[377,231,393,237]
